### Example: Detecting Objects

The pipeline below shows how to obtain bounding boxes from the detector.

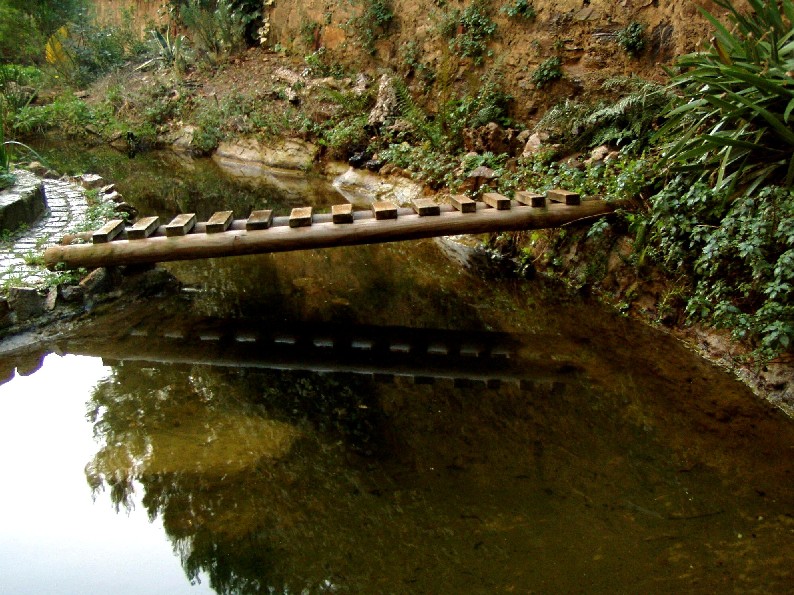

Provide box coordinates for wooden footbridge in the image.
[44,188,620,270]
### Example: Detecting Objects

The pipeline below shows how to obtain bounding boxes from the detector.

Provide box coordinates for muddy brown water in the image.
[1,145,793,593]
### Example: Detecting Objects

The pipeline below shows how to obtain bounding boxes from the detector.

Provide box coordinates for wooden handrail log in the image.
[44,200,621,270]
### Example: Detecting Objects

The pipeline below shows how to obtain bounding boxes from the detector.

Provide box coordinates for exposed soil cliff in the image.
[92,0,735,119]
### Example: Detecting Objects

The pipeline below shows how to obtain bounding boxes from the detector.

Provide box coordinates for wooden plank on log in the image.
[483,192,511,210]
[127,216,161,240]
[165,213,196,237]
[331,203,354,224]
[450,194,476,213]
[412,198,440,216]
[246,209,273,230]
[547,188,580,205]
[289,207,313,228]
[43,199,624,270]
[372,201,398,220]
[92,219,125,244]
[206,210,234,233]
[515,191,546,207]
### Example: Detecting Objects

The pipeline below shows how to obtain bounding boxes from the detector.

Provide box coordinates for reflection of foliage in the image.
[85,359,384,592]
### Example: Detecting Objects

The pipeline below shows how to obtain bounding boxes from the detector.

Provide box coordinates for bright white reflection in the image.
[0,353,212,594]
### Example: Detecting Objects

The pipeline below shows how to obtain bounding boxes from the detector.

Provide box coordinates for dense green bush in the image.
[530,56,562,88]
[537,77,674,152]
[657,0,794,193]
[441,0,496,65]
[648,179,794,359]
[616,22,646,56]
[180,0,255,61]
[390,78,512,152]
[10,95,93,135]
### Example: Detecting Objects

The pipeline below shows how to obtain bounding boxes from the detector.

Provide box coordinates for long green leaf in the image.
[785,98,794,123]
[723,68,794,98]
[730,92,794,144]
[701,134,766,150]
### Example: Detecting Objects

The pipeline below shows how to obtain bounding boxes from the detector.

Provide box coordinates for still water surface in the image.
[1,145,792,593]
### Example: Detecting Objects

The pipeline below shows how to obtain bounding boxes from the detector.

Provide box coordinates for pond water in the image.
[1,144,793,593]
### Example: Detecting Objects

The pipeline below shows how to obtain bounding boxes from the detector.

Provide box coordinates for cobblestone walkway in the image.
[0,180,88,287]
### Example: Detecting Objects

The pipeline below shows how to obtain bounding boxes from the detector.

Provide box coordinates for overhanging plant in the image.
[656,0,794,194]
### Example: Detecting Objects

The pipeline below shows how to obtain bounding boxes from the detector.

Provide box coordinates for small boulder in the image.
[459,165,498,194]
[79,173,104,189]
[79,268,112,295]
[25,161,49,177]
[367,74,399,129]
[521,132,550,158]
[584,145,611,167]
[59,284,85,303]
[7,287,46,321]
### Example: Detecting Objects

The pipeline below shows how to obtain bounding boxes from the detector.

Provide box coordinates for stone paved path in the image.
[0,180,88,288]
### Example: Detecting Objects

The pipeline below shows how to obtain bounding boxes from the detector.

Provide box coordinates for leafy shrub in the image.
[322,114,370,159]
[391,78,511,151]
[501,0,536,20]
[400,41,435,85]
[648,178,794,360]
[150,28,190,72]
[303,48,345,77]
[0,111,16,190]
[616,22,646,56]
[380,142,459,188]
[657,0,794,194]
[530,56,562,88]
[350,0,395,54]
[442,0,496,65]
[11,95,93,136]
[180,0,255,60]
[537,77,673,151]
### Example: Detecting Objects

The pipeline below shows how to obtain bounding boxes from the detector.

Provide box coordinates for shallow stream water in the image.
[1,144,793,593]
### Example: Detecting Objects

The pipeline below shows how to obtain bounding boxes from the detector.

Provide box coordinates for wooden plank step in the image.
[127,216,160,240]
[483,192,511,210]
[206,210,234,233]
[289,207,313,228]
[165,213,196,237]
[412,198,440,216]
[450,194,476,213]
[515,191,545,207]
[92,219,125,244]
[547,188,580,205]
[246,209,273,230]
[372,201,398,220]
[331,203,354,224]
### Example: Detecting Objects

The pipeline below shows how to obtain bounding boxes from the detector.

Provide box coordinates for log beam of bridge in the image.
[44,198,620,270]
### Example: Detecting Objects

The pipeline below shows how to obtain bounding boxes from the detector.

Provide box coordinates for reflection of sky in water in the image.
[0,354,212,594]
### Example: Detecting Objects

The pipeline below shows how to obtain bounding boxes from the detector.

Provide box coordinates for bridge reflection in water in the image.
[62,319,581,392]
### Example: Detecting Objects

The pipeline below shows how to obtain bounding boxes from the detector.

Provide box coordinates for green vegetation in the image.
[0,0,789,362]
[501,0,536,20]
[0,111,15,190]
[657,0,794,193]
[530,56,562,88]
[441,0,497,65]
[178,0,254,62]
[639,0,794,359]
[648,181,794,359]
[350,0,395,55]
[616,22,646,56]
[537,77,673,151]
